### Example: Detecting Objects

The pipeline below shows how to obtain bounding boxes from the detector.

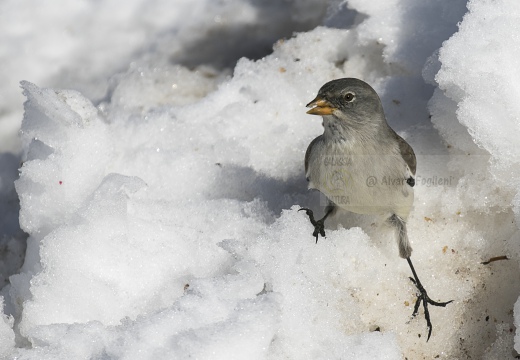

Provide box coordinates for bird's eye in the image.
[344,93,354,102]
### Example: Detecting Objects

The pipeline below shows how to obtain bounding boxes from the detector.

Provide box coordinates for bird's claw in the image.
[299,208,326,243]
[409,278,453,341]
[312,222,326,243]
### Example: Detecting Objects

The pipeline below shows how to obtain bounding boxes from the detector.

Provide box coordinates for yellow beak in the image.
[306,96,335,115]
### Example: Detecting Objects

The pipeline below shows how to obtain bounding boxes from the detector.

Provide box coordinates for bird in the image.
[299,77,452,341]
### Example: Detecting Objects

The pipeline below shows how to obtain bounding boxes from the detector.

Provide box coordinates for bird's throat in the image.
[322,116,352,143]
[322,115,384,145]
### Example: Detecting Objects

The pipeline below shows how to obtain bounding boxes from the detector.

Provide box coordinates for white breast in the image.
[306,137,414,219]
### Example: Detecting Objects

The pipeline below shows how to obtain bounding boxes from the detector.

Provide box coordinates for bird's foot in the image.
[409,277,453,341]
[298,208,326,243]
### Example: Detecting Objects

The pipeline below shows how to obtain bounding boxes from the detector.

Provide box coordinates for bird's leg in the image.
[406,257,453,341]
[299,203,336,243]
[389,214,453,340]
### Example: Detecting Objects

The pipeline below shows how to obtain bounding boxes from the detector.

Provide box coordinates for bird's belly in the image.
[310,160,414,217]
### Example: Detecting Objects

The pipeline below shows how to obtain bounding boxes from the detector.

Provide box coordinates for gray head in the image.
[306,78,387,130]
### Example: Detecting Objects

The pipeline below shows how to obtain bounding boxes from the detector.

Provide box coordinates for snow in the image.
[2,0,520,358]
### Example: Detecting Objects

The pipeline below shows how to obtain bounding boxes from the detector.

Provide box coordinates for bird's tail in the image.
[388,214,412,259]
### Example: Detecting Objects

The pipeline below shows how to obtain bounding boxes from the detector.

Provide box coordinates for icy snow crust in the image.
[2,0,520,358]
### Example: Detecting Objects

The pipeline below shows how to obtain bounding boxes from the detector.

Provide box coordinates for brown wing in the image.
[394,133,416,176]
[304,135,322,179]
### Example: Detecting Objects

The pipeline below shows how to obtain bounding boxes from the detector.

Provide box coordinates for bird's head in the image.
[306,78,385,127]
